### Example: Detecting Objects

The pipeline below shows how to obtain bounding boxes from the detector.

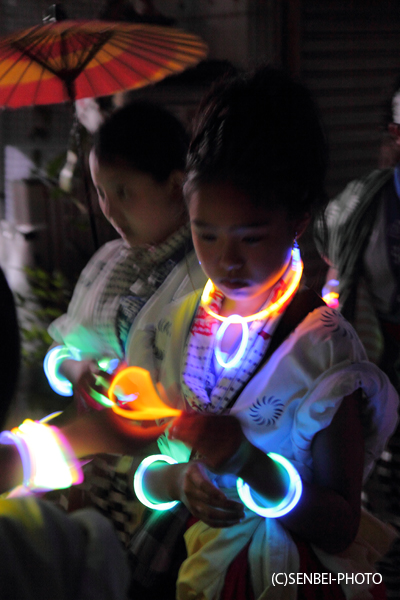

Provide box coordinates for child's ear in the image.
[291,213,311,240]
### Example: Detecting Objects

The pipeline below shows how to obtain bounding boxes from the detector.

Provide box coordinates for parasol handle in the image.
[70,97,99,251]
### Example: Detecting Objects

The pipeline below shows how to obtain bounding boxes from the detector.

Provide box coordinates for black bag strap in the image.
[224,287,325,411]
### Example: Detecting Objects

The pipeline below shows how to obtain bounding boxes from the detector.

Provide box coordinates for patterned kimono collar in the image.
[116,222,192,351]
[181,250,302,413]
[121,222,192,267]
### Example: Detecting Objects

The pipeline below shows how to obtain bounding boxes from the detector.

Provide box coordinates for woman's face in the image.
[89,151,185,246]
[189,181,304,313]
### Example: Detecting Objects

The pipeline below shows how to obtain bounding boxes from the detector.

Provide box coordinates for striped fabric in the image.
[353,277,384,365]
[314,168,393,319]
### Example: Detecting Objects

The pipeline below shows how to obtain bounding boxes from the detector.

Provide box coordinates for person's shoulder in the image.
[299,305,357,339]
[331,168,393,206]
[292,305,367,362]
[80,238,126,272]
[92,237,125,258]
[160,288,202,323]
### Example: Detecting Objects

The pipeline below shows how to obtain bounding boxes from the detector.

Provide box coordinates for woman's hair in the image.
[185,66,328,219]
[93,100,189,183]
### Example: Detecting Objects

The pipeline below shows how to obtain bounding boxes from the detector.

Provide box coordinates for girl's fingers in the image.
[183,462,245,524]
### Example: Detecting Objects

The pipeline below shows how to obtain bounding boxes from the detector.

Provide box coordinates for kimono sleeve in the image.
[290,307,399,479]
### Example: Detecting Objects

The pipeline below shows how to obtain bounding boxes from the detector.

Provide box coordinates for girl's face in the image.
[89,151,185,246]
[189,181,305,313]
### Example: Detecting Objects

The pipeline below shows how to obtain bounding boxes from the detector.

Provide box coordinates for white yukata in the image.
[46,226,205,536]
[127,284,399,600]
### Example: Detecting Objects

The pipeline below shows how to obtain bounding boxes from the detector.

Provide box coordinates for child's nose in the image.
[219,244,244,271]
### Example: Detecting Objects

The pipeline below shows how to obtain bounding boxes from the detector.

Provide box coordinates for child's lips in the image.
[219,278,250,289]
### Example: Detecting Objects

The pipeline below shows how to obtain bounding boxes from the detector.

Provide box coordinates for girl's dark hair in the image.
[185,66,328,219]
[93,100,189,183]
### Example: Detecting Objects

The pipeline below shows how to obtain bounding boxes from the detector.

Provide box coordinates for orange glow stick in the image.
[108,366,182,420]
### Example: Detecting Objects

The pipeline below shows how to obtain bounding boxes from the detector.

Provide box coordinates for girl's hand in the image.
[170,413,250,475]
[74,360,108,394]
[67,359,120,413]
[177,461,244,528]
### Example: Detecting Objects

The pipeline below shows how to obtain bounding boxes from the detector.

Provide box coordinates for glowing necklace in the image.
[202,246,303,369]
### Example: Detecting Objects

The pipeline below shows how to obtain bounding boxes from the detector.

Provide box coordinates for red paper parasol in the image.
[0,20,208,108]
[0,19,207,247]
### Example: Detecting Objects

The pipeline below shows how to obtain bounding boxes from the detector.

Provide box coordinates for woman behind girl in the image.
[126,66,398,600]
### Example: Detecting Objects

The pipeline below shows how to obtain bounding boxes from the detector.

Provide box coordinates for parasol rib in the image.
[0,55,35,106]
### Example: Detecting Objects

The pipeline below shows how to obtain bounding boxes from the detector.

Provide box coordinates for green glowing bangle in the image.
[236,452,302,518]
[134,454,179,511]
[43,345,81,396]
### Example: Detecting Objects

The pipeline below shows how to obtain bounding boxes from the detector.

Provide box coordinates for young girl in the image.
[47,100,205,409]
[125,67,398,600]
[45,100,205,530]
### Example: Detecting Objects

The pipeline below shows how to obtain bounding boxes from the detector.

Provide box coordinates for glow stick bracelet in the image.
[236,452,302,518]
[134,454,179,510]
[0,418,83,496]
[44,347,118,398]
[0,430,31,485]
[43,345,82,396]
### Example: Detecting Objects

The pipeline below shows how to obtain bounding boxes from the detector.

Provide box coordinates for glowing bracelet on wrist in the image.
[0,430,31,486]
[236,452,302,518]
[43,345,82,396]
[134,454,179,511]
[0,418,83,496]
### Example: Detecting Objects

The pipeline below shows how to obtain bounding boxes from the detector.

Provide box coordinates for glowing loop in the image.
[0,417,83,497]
[43,345,81,396]
[214,314,249,369]
[322,279,340,309]
[236,452,302,518]
[0,430,31,487]
[134,454,179,511]
[108,367,182,420]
